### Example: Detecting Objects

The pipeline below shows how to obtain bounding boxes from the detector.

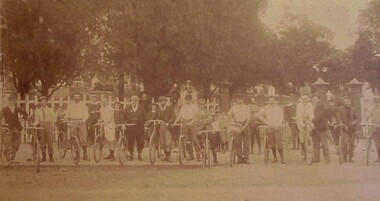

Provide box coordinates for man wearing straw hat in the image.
[33,96,56,162]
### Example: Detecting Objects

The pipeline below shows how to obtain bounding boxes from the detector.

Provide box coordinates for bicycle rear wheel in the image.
[33,139,41,173]
[264,136,269,165]
[57,131,67,158]
[93,135,103,163]
[229,137,235,167]
[338,135,344,164]
[117,137,127,166]
[206,139,211,168]
[70,136,81,165]
[366,137,372,166]
[178,136,187,165]
[149,133,157,165]
[306,136,313,165]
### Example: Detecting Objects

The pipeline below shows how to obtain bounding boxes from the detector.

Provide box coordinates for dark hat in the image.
[90,92,98,97]
[311,94,320,99]
[159,96,167,101]
[8,95,16,100]
[72,92,81,97]
[184,94,192,100]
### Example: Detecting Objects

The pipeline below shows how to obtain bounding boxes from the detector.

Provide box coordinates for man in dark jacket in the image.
[339,96,358,162]
[311,95,330,163]
[87,93,101,145]
[124,95,146,161]
[0,95,28,166]
[157,96,176,162]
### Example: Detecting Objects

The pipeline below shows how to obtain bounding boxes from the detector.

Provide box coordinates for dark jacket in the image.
[312,103,329,131]
[0,106,28,130]
[339,106,358,132]
[124,104,145,128]
[284,104,297,123]
[157,106,175,124]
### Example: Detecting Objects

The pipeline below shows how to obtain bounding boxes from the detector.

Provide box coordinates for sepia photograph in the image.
[0,0,380,200]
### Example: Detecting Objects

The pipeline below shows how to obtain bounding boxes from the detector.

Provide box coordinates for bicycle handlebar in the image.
[26,127,45,130]
[360,123,380,127]
[226,123,242,128]
[115,123,136,128]
[328,123,347,128]
[144,120,167,127]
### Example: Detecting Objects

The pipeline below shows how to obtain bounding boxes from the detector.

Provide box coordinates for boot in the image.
[128,153,134,161]
[196,153,201,162]
[138,153,142,161]
[167,151,172,163]
[162,151,168,161]
[300,143,306,157]
[41,151,47,162]
[278,149,286,164]
[243,155,250,164]
[49,153,55,163]
[271,147,277,163]
[109,150,115,161]
[83,146,90,161]
[213,152,218,165]
[104,150,113,160]
[376,150,380,162]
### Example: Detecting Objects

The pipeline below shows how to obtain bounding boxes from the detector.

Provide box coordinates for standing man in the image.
[249,97,261,154]
[256,96,286,164]
[194,99,213,161]
[0,95,28,166]
[311,95,330,163]
[99,97,116,161]
[33,96,56,162]
[87,93,101,145]
[157,96,176,162]
[296,95,314,158]
[124,94,146,161]
[339,96,358,162]
[364,99,380,162]
[228,94,251,164]
[173,94,200,161]
[67,93,90,161]
[284,97,299,150]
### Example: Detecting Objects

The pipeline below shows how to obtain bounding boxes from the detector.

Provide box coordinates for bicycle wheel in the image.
[33,139,41,173]
[306,136,313,165]
[117,137,127,166]
[70,136,81,165]
[149,133,157,165]
[338,135,344,164]
[178,136,187,165]
[264,136,269,165]
[229,137,235,167]
[93,135,103,163]
[0,133,3,160]
[57,131,67,158]
[366,137,372,166]
[206,139,211,168]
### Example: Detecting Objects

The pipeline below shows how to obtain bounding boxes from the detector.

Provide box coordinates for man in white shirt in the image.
[296,95,314,158]
[99,97,116,161]
[228,94,251,164]
[173,94,200,161]
[67,93,90,161]
[33,96,56,162]
[257,96,286,164]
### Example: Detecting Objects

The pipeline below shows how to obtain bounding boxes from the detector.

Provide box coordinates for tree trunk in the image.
[118,72,124,101]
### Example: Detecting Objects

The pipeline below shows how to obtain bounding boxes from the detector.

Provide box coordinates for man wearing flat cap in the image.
[33,96,56,162]
[157,96,176,162]
[0,95,28,166]
[87,93,101,145]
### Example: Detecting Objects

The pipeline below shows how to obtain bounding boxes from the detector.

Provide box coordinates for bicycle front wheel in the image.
[338,135,344,164]
[70,136,81,165]
[33,139,41,173]
[264,135,269,165]
[206,139,211,168]
[306,136,313,165]
[229,137,235,167]
[57,131,67,158]
[366,137,372,166]
[117,137,127,166]
[178,136,187,166]
[149,133,157,165]
[93,135,103,163]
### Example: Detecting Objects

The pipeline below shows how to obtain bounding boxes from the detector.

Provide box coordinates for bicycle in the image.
[116,123,136,166]
[258,125,270,165]
[360,123,380,166]
[283,121,300,150]
[93,123,105,163]
[25,126,44,173]
[227,123,242,167]
[57,120,82,165]
[198,130,213,168]
[302,122,314,165]
[0,125,10,160]
[172,124,188,166]
[144,120,167,165]
[327,123,346,164]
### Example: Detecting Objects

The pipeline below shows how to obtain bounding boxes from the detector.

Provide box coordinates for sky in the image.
[261,0,372,49]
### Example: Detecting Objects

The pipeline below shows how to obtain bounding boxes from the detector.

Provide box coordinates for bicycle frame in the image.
[0,125,10,160]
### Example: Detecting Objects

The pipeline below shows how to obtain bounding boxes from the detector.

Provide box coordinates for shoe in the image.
[348,158,354,163]
[49,157,55,163]
[281,159,287,164]
[161,157,168,162]
[236,157,243,164]
[41,158,46,162]
[138,155,143,161]
[83,156,91,161]
[292,147,298,150]
[110,155,115,161]
[104,155,112,160]
[4,161,12,167]
[312,159,320,163]
[375,159,380,163]
[167,157,172,163]
[187,156,194,161]
[128,155,134,161]
[196,155,201,162]
[243,160,250,164]
[271,158,278,163]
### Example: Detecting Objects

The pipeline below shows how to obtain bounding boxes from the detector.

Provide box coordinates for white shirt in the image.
[257,104,283,127]
[228,104,250,122]
[100,105,115,124]
[296,103,314,127]
[67,102,89,121]
[178,104,198,121]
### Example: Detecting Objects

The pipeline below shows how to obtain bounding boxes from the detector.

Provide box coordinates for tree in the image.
[4,0,82,98]
[351,0,380,88]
